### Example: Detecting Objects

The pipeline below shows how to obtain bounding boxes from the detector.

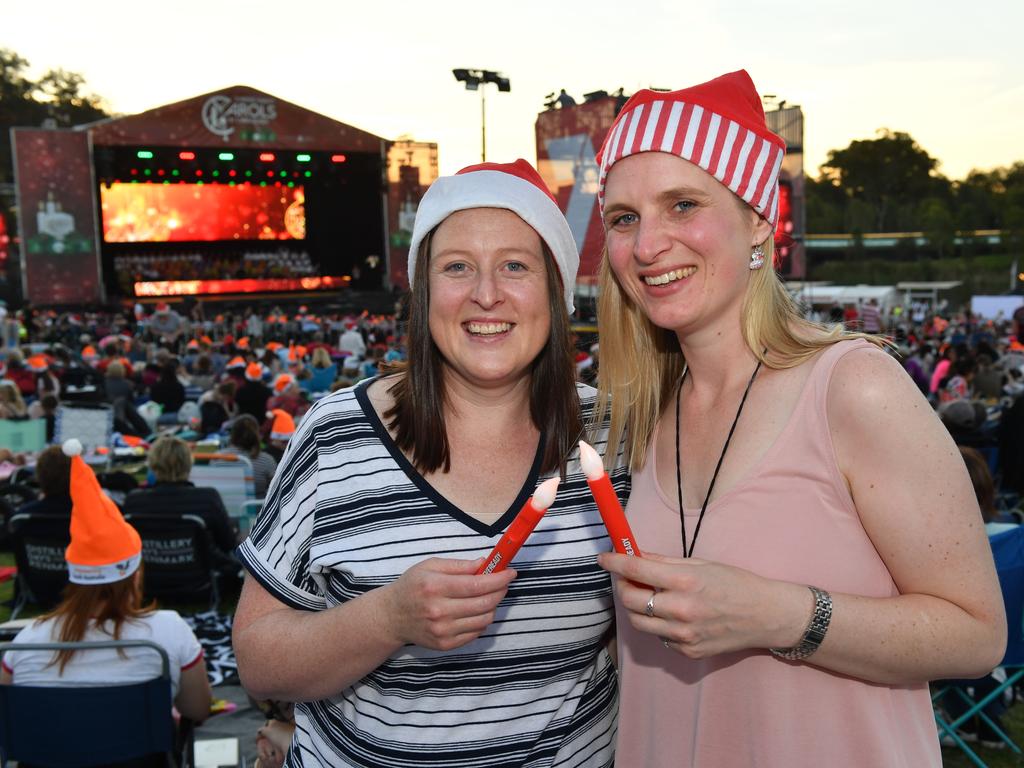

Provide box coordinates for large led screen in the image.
[100,183,305,242]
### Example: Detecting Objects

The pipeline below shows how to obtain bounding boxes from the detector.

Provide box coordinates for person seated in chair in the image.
[1,440,212,729]
[14,444,74,518]
[122,436,241,569]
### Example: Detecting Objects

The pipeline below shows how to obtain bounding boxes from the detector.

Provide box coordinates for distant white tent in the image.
[787,283,902,313]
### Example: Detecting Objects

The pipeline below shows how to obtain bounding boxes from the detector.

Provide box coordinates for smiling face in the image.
[428,207,552,392]
[602,152,773,338]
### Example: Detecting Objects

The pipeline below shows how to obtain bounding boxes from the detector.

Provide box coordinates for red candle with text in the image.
[476,477,560,575]
[579,440,642,557]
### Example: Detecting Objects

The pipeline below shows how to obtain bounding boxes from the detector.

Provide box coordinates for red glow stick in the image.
[476,477,560,575]
[579,440,642,557]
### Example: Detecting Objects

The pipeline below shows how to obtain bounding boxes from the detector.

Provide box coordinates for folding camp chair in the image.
[54,404,114,469]
[0,418,46,452]
[8,513,71,619]
[189,452,255,519]
[125,513,221,611]
[933,525,1024,767]
[0,639,193,768]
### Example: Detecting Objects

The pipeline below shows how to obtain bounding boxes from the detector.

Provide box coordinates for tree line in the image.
[806,129,1024,257]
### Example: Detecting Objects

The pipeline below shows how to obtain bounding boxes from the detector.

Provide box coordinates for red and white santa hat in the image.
[597,70,787,231]
[62,439,142,585]
[407,159,579,313]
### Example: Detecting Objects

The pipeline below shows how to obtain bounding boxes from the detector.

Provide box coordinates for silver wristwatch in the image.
[770,586,832,661]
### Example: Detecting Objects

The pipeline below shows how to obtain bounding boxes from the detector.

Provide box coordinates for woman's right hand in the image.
[383,558,517,651]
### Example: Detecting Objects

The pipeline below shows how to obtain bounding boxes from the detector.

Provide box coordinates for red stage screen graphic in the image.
[100,183,306,242]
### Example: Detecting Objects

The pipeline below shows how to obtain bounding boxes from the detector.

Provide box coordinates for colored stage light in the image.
[212,170,220,177]
[296,154,311,162]
[228,170,237,177]
[331,154,347,163]
[219,152,235,161]
[196,170,203,177]
[172,170,180,176]
[245,170,253,177]
[130,169,138,175]
[304,171,312,177]
[136,150,154,159]
[279,171,287,177]
[266,171,274,178]
[179,151,196,161]
[157,169,165,176]
[259,153,275,162]
[144,169,152,176]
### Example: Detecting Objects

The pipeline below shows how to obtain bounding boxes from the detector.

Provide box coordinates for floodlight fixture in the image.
[452,68,511,161]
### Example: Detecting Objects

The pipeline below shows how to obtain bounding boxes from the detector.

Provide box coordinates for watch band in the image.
[770,585,832,661]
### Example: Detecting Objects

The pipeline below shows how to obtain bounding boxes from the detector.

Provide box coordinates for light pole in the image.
[453,69,511,162]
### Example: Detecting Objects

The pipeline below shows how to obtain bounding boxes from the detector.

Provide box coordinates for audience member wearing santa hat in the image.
[263,408,297,462]
[1,440,212,724]
[266,373,310,422]
[235,362,273,424]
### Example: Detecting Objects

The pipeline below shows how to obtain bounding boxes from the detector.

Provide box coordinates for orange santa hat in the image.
[267,409,296,441]
[62,439,142,584]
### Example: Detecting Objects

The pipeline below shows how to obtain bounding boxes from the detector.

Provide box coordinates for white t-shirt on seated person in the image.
[2,609,203,698]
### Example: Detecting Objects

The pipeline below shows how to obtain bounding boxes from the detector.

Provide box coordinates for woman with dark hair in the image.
[233,160,626,767]
[224,414,277,498]
[148,360,185,414]
[2,441,211,726]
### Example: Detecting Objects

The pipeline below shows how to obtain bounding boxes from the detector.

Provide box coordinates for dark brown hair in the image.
[230,413,262,459]
[35,445,72,498]
[384,228,581,476]
[41,568,156,673]
[960,446,996,522]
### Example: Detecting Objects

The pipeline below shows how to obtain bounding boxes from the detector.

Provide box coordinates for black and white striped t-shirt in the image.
[237,379,629,768]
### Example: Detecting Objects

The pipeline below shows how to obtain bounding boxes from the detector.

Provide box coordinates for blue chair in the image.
[0,639,193,767]
[300,364,337,393]
[933,525,1024,767]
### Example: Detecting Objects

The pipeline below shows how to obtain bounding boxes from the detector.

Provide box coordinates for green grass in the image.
[941,704,1024,767]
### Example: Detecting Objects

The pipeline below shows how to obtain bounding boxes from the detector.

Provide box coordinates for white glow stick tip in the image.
[577,440,604,480]
[532,476,560,510]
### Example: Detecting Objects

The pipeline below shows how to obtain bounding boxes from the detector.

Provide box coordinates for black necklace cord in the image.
[675,355,764,558]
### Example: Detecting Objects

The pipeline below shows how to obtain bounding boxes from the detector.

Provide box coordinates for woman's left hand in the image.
[597,551,809,658]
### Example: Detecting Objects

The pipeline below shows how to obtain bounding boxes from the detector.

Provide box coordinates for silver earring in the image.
[749,244,766,270]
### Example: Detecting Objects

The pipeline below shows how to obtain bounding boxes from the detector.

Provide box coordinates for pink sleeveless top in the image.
[615,340,941,767]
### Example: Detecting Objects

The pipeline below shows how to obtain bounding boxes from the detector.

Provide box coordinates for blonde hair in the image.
[595,237,887,471]
[147,435,193,482]
[311,347,332,369]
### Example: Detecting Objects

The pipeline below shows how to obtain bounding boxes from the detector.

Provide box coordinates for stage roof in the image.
[86,85,386,153]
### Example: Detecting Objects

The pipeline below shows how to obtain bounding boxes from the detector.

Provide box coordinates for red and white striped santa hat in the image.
[597,70,786,231]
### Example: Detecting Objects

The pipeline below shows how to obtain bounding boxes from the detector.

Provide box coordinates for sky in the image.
[5,0,1023,180]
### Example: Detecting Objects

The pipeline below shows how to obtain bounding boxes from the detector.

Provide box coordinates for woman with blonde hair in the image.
[594,70,1005,766]
[0,379,28,418]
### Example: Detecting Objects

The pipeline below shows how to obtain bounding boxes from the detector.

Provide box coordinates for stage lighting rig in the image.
[452,68,510,162]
